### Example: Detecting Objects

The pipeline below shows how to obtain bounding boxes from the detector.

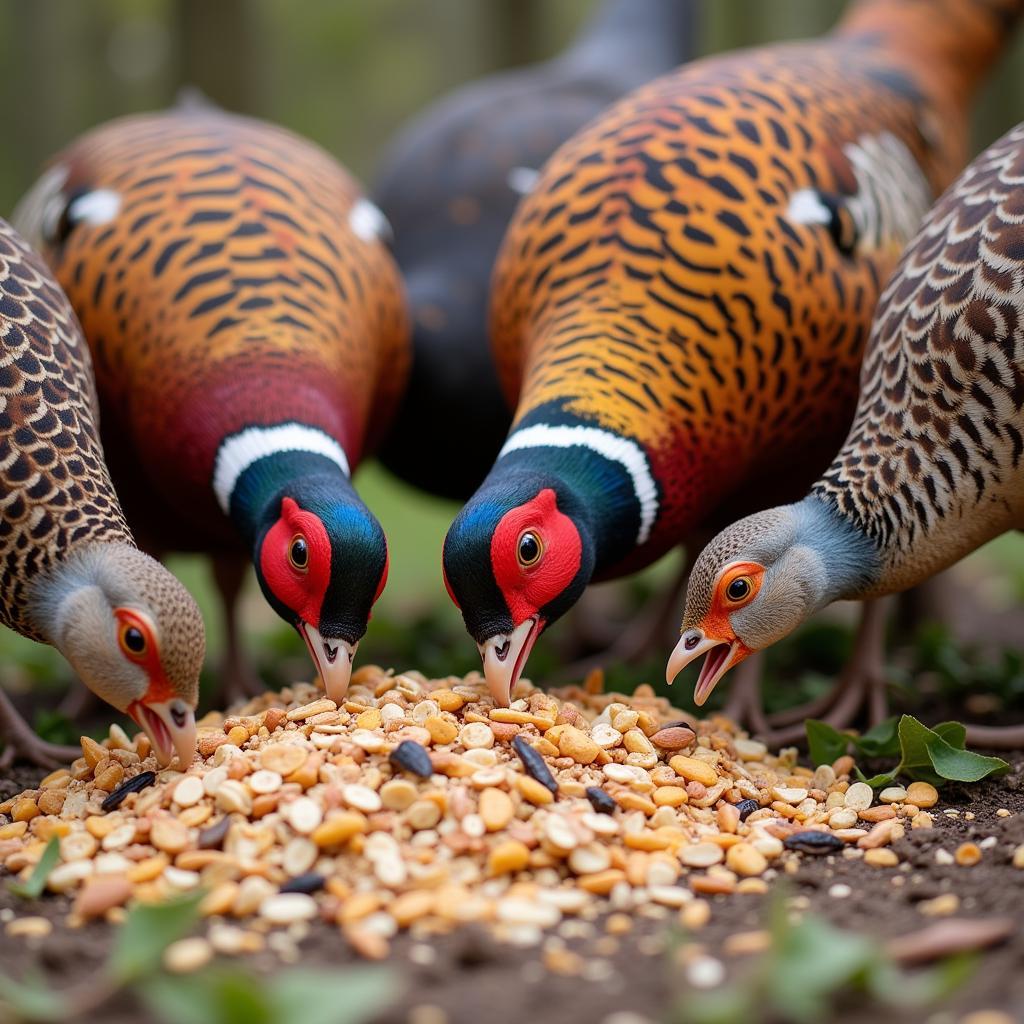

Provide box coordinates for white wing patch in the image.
[213,423,350,514]
[66,189,121,227]
[348,198,393,244]
[499,424,659,546]
[789,131,931,254]
[507,167,540,196]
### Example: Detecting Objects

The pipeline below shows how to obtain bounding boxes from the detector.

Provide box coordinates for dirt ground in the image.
[2,755,1024,1024]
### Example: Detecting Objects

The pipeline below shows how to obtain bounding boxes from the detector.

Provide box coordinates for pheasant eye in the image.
[288,536,309,571]
[516,530,542,568]
[121,625,146,655]
[726,577,751,602]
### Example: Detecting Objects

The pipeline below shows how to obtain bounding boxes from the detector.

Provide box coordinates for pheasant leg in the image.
[0,686,80,769]
[211,556,265,706]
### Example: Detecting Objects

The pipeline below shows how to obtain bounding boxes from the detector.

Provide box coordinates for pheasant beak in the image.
[666,627,750,707]
[479,616,541,707]
[129,698,196,769]
[299,622,355,704]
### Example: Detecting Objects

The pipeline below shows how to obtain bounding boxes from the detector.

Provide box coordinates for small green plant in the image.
[6,837,59,900]
[674,895,973,1024]
[806,714,1009,788]
[0,893,394,1024]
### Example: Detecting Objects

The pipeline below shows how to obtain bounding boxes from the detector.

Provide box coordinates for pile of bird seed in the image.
[0,667,939,963]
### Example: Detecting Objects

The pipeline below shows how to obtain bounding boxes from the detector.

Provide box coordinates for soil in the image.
[2,759,1024,1024]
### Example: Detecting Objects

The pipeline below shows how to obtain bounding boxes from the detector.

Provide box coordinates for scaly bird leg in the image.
[211,556,265,706]
[0,686,80,770]
[759,599,891,746]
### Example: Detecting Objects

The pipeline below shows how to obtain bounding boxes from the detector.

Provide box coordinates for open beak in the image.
[299,622,356,703]
[130,699,196,769]
[666,628,746,707]
[478,616,541,707]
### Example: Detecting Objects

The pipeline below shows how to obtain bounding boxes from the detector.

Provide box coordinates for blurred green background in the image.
[1,1,1023,734]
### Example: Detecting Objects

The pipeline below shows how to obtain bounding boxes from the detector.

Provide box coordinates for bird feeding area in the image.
[1,668,1023,1024]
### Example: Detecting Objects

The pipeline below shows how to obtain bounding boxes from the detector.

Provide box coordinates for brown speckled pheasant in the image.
[443,0,1021,708]
[670,120,1024,746]
[0,217,204,768]
[15,108,409,704]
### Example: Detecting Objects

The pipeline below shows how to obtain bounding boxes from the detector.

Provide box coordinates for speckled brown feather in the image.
[813,120,1024,595]
[0,217,131,642]
[490,0,1020,578]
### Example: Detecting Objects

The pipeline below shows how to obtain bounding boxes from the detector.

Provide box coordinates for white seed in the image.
[462,813,486,838]
[93,852,132,875]
[60,832,97,861]
[351,729,386,752]
[212,743,243,766]
[591,724,623,749]
[173,775,204,808]
[260,893,318,924]
[379,779,417,810]
[164,937,213,974]
[879,786,908,804]
[47,860,93,892]
[733,739,767,761]
[828,808,858,829]
[215,779,253,815]
[568,844,612,875]
[603,763,650,787]
[463,748,498,768]
[342,784,382,813]
[582,813,620,836]
[543,816,578,852]
[679,843,723,868]
[373,853,408,887]
[380,703,406,723]
[771,787,808,804]
[813,764,836,789]
[496,897,561,928]
[101,823,137,851]
[247,770,283,795]
[164,867,201,890]
[844,782,874,811]
[412,700,439,723]
[646,860,679,887]
[282,838,318,876]
[285,797,323,834]
[459,723,494,749]
[202,766,229,796]
[648,886,691,907]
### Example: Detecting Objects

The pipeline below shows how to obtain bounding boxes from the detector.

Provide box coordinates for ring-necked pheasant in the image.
[442,0,1021,708]
[15,108,409,704]
[668,119,1024,747]
[0,217,204,768]
[374,0,698,500]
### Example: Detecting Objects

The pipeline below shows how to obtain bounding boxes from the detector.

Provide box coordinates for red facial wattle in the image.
[259,496,331,627]
[490,488,582,623]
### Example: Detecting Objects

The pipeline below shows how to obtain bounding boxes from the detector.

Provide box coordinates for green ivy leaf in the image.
[931,721,967,750]
[270,968,395,1024]
[805,720,851,766]
[855,768,898,789]
[920,731,1009,783]
[7,836,60,900]
[854,718,900,758]
[109,891,204,985]
[0,971,70,1022]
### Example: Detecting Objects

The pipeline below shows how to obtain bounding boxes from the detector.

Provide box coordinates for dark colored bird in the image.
[670,119,1024,747]
[442,0,1021,707]
[15,108,409,704]
[373,0,698,500]
[0,216,204,768]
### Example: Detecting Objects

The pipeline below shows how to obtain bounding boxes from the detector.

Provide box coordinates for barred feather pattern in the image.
[0,218,130,641]
[813,121,1024,595]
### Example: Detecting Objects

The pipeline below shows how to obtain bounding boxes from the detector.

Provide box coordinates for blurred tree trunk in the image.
[490,0,543,68]
[172,0,262,114]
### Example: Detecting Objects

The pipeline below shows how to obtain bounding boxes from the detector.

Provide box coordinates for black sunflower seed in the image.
[585,787,617,815]
[736,798,760,822]
[512,735,558,797]
[389,739,433,778]
[101,770,156,812]
[783,830,846,855]
[280,872,326,894]
[198,815,232,850]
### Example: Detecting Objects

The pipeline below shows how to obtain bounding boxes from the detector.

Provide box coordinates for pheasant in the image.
[442,0,1021,708]
[668,120,1024,747]
[0,217,204,768]
[15,108,409,704]
[374,0,698,500]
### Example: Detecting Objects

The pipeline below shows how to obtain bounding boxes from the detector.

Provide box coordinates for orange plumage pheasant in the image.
[443,0,1021,707]
[16,108,409,702]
